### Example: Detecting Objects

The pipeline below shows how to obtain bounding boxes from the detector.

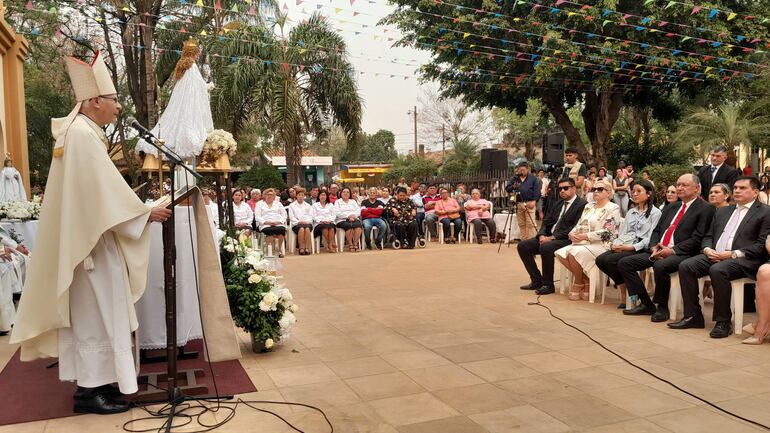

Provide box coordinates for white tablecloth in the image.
[135,209,204,350]
[493,212,521,242]
[0,220,39,251]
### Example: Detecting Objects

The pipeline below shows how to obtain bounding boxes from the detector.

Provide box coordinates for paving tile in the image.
[279,380,361,408]
[380,350,452,370]
[579,419,674,433]
[469,405,571,433]
[368,393,459,426]
[345,371,425,401]
[532,394,636,430]
[552,366,637,392]
[433,383,523,415]
[402,364,485,391]
[648,407,763,433]
[461,357,539,382]
[513,350,590,373]
[266,362,339,388]
[327,356,397,379]
[588,384,696,417]
[432,343,503,364]
[495,375,583,403]
[396,415,488,433]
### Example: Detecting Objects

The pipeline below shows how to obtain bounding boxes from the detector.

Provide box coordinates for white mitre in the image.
[50,51,117,157]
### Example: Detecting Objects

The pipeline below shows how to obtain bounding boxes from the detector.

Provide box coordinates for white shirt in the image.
[312,202,336,224]
[255,200,287,230]
[715,200,755,254]
[288,201,314,226]
[553,196,577,233]
[664,197,698,248]
[334,198,361,223]
[710,163,723,181]
[232,202,254,227]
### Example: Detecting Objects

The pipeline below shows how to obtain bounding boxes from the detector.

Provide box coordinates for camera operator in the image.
[506,162,540,240]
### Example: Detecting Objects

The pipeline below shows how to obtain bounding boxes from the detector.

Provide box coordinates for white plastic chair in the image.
[287,226,317,255]
[336,227,363,252]
[667,273,706,321]
[437,220,463,244]
[730,278,753,335]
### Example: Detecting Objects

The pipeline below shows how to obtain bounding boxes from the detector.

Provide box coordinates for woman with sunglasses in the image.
[659,185,678,210]
[595,180,662,309]
[555,180,622,301]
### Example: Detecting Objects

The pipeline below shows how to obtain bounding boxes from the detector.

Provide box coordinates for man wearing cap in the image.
[11,52,172,414]
[560,147,587,194]
[506,162,540,240]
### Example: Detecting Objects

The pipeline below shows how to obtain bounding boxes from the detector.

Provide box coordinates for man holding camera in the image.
[506,162,540,241]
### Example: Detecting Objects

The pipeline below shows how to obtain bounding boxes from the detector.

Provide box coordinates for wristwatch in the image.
[731,251,739,259]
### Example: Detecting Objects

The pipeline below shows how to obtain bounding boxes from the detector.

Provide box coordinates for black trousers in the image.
[618,252,689,307]
[517,237,571,287]
[595,250,639,286]
[394,221,418,248]
[472,218,497,242]
[678,255,750,322]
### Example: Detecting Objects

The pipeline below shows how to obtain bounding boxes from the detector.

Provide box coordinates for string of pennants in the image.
[21,0,770,72]
[14,0,764,86]
[18,3,730,86]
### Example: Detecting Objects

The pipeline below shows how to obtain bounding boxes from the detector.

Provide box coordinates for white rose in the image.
[289,304,299,313]
[262,292,279,307]
[279,311,296,331]
[223,243,235,252]
[248,274,262,284]
[258,300,271,312]
[264,338,274,349]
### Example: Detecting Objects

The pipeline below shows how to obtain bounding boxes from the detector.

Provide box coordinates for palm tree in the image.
[210,14,363,185]
[676,102,770,165]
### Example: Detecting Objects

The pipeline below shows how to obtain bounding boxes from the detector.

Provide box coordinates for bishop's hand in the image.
[149,206,173,223]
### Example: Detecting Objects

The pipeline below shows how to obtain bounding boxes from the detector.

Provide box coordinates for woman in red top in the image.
[435,187,463,243]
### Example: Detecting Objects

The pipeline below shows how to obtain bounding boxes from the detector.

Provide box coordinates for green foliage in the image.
[210,14,363,185]
[236,165,287,190]
[644,163,693,202]
[608,129,692,171]
[440,138,480,175]
[359,130,398,162]
[675,103,770,154]
[383,156,438,184]
[24,63,75,187]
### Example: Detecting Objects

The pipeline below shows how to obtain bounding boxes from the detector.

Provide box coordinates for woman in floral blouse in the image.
[386,187,418,248]
[555,180,622,301]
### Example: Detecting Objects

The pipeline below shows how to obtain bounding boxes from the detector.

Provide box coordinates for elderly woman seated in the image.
[434,187,463,243]
[464,188,497,244]
[255,188,288,257]
[555,179,622,301]
[386,187,419,249]
[595,180,662,310]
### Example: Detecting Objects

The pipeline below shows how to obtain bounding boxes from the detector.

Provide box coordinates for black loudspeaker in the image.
[480,149,508,172]
[542,132,565,165]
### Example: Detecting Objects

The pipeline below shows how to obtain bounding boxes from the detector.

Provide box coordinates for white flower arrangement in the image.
[0,200,41,221]
[202,129,237,158]
[220,233,298,349]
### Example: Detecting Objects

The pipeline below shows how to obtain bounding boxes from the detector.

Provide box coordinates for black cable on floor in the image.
[528,296,770,432]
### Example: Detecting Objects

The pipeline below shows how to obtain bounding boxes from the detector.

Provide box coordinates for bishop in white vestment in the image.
[10,51,171,415]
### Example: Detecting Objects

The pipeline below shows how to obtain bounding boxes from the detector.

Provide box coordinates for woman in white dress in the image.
[555,180,622,301]
[231,189,254,231]
[334,187,363,252]
[255,188,288,258]
[312,190,338,253]
[288,188,314,255]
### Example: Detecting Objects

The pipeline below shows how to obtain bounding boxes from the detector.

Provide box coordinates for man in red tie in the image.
[616,174,715,321]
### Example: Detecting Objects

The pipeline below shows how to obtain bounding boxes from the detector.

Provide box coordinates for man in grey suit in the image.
[673,176,770,337]
[518,177,587,295]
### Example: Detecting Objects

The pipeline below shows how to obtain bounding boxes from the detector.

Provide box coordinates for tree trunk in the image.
[582,90,624,167]
[542,92,591,162]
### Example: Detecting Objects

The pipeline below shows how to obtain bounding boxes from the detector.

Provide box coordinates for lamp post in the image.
[407,106,418,155]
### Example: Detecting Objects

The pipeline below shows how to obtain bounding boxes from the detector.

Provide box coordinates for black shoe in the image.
[0,330,8,336]
[617,303,626,310]
[376,243,383,250]
[520,282,540,290]
[709,321,733,338]
[668,316,705,329]
[623,304,655,316]
[74,384,122,400]
[535,285,555,295]
[365,244,373,250]
[651,307,670,323]
[73,391,129,415]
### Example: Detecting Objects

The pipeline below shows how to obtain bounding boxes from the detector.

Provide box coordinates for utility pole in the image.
[413,105,418,155]
[442,124,446,163]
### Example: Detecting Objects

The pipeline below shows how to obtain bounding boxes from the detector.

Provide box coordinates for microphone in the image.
[125,117,155,139]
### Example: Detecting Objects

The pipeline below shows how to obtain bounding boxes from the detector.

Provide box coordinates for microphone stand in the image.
[134,131,212,411]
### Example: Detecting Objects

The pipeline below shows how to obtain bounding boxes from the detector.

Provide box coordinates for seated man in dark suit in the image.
[673,176,770,337]
[616,174,715,321]
[518,178,587,295]
[697,145,740,200]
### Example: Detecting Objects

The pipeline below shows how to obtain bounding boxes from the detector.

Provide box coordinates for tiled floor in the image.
[2,243,770,432]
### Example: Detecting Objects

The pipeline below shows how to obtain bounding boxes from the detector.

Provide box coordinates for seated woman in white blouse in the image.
[231,189,254,233]
[334,187,363,252]
[288,187,314,255]
[312,190,338,253]
[255,188,288,258]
